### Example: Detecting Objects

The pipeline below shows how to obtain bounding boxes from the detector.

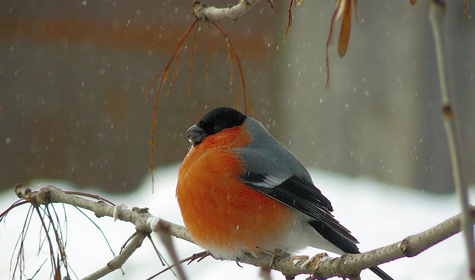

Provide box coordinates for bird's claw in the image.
[298,253,329,269]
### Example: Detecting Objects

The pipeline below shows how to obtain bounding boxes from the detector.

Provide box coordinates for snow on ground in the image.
[0,164,471,280]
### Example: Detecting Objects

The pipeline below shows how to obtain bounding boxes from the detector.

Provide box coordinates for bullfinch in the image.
[177,107,392,280]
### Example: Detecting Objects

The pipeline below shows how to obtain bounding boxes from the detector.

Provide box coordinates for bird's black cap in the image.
[197,107,246,136]
[186,107,247,146]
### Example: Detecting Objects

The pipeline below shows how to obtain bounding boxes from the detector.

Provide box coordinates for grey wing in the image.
[234,118,358,245]
[235,118,313,182]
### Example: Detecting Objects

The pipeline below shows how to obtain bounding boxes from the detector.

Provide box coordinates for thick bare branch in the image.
[192,0,262,22]
[14,184,193,243]
[224,207,472,279]
[13,184,473,279]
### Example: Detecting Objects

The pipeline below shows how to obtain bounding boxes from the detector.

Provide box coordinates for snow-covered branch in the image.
[192,0,264,22]
[11,184,474,279]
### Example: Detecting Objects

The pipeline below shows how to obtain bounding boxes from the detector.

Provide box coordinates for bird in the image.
[176,107,393,280]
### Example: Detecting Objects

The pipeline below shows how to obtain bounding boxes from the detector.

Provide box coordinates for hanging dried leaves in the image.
[326,0,357,88]
[146,2,253,181]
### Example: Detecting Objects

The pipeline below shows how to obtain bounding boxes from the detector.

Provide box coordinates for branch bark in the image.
[428,1,475,277]
[82,232,147,280]
[192,0,263,22]
[12,184,474,279]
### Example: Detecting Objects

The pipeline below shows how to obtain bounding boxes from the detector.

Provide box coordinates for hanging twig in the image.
[283,0,295,45]
[211,20,253,115]
[146,18,198,190]
[146,1,260,187]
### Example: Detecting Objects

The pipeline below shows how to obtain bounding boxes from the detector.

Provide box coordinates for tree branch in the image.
[82,232,147,280]
[428,1,475,277]
[13,184,193,244]
[192,0,262,22]
[11,184,474,279]
[210,207,472,279]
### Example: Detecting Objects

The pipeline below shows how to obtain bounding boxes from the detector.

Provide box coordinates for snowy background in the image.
[0,164,471,280]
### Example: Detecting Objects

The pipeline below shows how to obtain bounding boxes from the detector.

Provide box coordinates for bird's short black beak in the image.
[186,124,206,146]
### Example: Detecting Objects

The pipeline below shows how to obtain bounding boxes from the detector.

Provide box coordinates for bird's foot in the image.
[187,251,211,264]
[290,253,329,269]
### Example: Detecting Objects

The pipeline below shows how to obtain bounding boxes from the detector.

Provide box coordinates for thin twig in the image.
[187,26,200,96]
[146,1,263,183]
[205,22,211,81]
[462,0,468,37]
[147,235,168,267]
[11,205,34,279]
[65,191,116,206]
[44,205,70,279]
[325,0,340,89]
[82,232,147,280]
[146,19,198,191]
[0,199,29,222]
[146,251,209,280]
[428,1,475,278]
[73,206,118,259]
[154,221,188,280]
[283,0,294,45]
[211,20,253,115]
[34,206,59,277]
[166,48,182,98]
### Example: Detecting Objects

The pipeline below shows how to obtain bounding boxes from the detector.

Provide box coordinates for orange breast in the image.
[176,125,294,258]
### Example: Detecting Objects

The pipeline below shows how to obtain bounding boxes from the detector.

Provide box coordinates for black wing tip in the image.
[286,176,333,212]
[309,221,359,254]
[310,221,394,280]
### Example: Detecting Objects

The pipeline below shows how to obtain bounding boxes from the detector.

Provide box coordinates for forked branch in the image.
[7,184,474,280]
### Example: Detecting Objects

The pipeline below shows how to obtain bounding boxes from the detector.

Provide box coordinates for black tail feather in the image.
[309,221,393,280]
[369,266,393,280]
[309,221,359,254]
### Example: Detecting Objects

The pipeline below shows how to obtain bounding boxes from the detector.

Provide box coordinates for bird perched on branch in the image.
[177,107,392,280]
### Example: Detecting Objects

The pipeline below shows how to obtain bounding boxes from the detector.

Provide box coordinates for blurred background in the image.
[0,0,473,194]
